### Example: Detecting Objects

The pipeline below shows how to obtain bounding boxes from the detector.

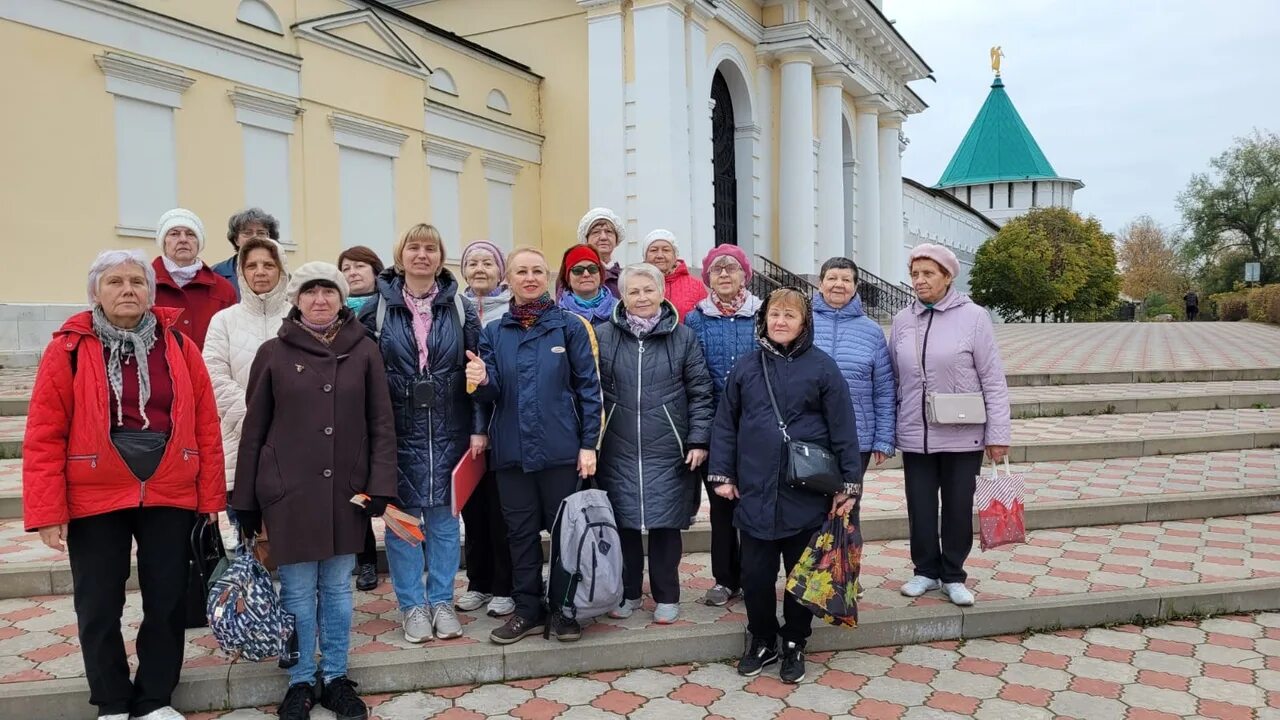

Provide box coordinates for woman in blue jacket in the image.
[357,224,480,646]
[811,257,896,490]
[708,288,863,686]
[466,246,603,646]
[684,244,762,607]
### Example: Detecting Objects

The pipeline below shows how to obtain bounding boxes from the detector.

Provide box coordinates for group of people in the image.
[22,204,1011,720]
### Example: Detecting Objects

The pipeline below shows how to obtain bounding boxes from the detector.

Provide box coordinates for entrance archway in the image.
[711,70,737,247]
[707,43,757,257]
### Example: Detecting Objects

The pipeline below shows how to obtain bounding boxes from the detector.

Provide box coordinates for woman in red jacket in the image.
[22,249,225,720]
[643,229,707,321]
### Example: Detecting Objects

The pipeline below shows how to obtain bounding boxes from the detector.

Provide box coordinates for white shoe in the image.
[103,715,130,720]
[455,590,492,612]
[941,582,975,606]
[130,708,185,720]
[403,605,433,643]
[608,597,642,619]
[900,575,942,597]
[486,596,515,617]
[653,602,679,624]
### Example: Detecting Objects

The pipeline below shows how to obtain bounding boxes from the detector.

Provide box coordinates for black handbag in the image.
[760,351,846,496]
[109,429,168,481]
[185,515,229,629]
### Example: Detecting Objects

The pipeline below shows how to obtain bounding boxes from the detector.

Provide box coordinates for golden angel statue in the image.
[990,46,1004,75]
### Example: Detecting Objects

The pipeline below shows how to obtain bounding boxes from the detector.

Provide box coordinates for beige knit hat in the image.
[286,261,350,305]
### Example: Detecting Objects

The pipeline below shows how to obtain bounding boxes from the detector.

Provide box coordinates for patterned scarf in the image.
[404,283,440,371]
[92,305,158,428]
[625,311,662,338]
[510,292,555,329]
[713,288,748,318]
[294,314,344,346]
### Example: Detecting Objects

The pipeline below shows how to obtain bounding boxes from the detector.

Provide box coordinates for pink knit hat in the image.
[908,243,960,278]
[701,244,753,286]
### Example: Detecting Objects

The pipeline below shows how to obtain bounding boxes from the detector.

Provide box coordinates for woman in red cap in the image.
[557,245,618,326]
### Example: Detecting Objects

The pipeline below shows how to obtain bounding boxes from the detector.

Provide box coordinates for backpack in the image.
[206,549,297,664]
[374,292,467,367]
[544,488,624,626]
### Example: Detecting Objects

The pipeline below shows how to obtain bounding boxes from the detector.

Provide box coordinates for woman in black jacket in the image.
[595,263,714,625]
[707,288,862,686]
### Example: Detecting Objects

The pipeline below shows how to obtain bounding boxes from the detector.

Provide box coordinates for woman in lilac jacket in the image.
[888,244,1011,608]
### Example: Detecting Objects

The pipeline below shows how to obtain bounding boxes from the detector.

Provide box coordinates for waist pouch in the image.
[110,429,170,481]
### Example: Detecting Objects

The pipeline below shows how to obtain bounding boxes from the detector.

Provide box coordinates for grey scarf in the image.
[92,306,159,428]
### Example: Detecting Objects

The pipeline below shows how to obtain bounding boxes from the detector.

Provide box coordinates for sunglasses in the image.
[569,265,601,277]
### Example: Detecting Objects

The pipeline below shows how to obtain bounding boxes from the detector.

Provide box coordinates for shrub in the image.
[1212,291,1249,321]
[1141,292,1183,321]
[1256,284,1280,323]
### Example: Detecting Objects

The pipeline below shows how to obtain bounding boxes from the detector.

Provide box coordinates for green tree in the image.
[971,207,1116,321]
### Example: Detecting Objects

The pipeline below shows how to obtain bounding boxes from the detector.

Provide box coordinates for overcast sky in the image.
[887,0,1280,234]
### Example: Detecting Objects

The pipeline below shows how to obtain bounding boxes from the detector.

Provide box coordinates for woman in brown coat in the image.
[231,262,396,720]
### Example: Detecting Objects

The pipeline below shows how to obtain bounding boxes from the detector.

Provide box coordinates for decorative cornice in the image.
[717,0,764,44]
[481,154,523,184]
[292,9,431,81]
[735,123,762,141]
[425,100,543,164]
[330,112,410,157]
[95,52,194,107]
[423,138,471,172]
[230,87,302,133]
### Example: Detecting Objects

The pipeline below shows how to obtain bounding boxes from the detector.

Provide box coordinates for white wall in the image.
[338,147,396,261]
[903,181,996,293]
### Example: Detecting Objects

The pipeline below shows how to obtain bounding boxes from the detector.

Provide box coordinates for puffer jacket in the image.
[210,254,240,299]
[23,307,226,530]
[595,301,714,531]
[358,269,479,510]
[811,294,896,456]
[685,292,763,406]
[203,241,290,489]
[888,289,1011,454]
[664,260,708,322]
[465,286,513,328]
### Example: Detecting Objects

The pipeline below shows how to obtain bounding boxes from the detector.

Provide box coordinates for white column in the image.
[778,52,815,273]
[816,72,845,267]
[581,1,625,212]
[687,3,715,267]
[632,0,692,248]
[854,105,881,277]
[755,57,774,258]
[879,112,905,285]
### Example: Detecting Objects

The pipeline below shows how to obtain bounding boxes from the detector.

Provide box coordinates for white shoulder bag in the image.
[916,312,987,425]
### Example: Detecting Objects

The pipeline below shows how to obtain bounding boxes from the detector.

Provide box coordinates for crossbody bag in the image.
[760,351,846,496]
[916,312,986,425]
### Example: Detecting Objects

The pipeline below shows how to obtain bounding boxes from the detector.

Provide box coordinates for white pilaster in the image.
[581,0,625,213]
[879,113,905,284]
[632,0,692,249]
[854,105,881,277]
[755,58,774,259]
[778,52,815,273]
[816,73,845,267]
[687,2,715,267]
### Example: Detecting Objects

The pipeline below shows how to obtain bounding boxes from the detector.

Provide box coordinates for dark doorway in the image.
[711,70,737,246]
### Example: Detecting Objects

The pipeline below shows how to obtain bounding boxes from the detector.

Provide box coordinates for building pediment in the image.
[293,8,431,79]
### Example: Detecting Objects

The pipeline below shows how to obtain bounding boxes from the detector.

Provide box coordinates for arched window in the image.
[430,68,458,96]
[486,89,510,114]
[237,0,283,34]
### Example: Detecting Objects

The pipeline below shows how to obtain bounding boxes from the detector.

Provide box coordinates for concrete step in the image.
[1005,367,1280,387]
[1008,380,1280,418]
[1,513,1277,718]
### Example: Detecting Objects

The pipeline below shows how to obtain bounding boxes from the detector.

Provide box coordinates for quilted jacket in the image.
[663,260,708,322]
[685,292,763,406]
[202,242,290,489]
[22,307,226,531]
[811,294,897,456]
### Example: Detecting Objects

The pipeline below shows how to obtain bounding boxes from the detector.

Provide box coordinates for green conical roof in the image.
[935,77,1060,188]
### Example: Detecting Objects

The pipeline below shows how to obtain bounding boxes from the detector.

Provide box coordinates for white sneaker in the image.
[486,596,515,617]
[653,602,679,624]
[403,605,433,643]
[130,708,185,720]
[103,715,130,720]
[455,590,492,612]
[900,575,942,597]
[608,597,643,619]
[431,602,464,639]
[941,582,975,606]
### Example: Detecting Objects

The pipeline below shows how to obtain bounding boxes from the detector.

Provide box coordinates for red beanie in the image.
[701,244,752,286]
[558,245,605,292]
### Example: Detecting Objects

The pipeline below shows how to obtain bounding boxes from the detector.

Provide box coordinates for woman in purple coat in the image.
[888,244,1011,608]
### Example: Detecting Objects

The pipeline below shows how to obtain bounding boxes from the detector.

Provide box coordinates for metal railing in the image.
[748,254,913,322]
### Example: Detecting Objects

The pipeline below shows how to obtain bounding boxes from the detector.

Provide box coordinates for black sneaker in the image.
[779,640,806,684]
[319,676,367,720]
[490,614,545,645]
[355,563,378,592]
[551,613,582,642]
[277,682,315,720]
[737,636,779,677]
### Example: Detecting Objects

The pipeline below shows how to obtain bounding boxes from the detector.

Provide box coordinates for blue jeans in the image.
[277,554,356,686]
[385,505,460,611]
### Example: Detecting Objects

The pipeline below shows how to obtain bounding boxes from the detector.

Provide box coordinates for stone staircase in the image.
[0,322,1278,717]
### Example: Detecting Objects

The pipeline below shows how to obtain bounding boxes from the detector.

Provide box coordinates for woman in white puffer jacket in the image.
[202,237,290,501]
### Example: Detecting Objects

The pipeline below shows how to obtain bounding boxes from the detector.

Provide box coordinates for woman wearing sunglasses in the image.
[557,245,617,326]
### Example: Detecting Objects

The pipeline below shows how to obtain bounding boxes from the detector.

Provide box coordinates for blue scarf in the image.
[559,289,617,322]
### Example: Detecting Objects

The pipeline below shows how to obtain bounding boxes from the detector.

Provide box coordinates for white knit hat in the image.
[642,229,678,258]
[287,261,350,305]
[577,208,626,246]
[155,208,206,252]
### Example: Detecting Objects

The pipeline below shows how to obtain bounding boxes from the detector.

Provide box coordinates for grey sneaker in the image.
[455,590,492,612]
[403,606,433,644]
[486,596,515,617]
[608,597,643,619]
[653,602,679,624]
[431,602,463,639]
[701,584,740,607]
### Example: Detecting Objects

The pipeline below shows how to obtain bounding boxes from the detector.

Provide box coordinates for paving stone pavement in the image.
[179,611,1280,719]
[1006,379,1280,405]
[1010,407,1280,443]
[993,322,1280,374]
[1,513,1277,684]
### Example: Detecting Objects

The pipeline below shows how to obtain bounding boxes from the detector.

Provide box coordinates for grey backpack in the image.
[545,489,625,623]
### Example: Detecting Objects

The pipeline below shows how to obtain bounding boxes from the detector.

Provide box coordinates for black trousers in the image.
[496,465,578,621]
[704,480,741,591]
[357,517,377,568]
[462,470,513,596]
[740,528,818,647]
[68,506,195,717]
[1186,305,1199,321]
[902,451,984,583]
[619,528,682,604]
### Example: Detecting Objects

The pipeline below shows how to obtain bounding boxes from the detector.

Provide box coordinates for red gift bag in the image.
[976,458,1025,551]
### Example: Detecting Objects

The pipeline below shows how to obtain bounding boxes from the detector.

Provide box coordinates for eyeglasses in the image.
[569,265,600,277]
[709,264,742,276]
